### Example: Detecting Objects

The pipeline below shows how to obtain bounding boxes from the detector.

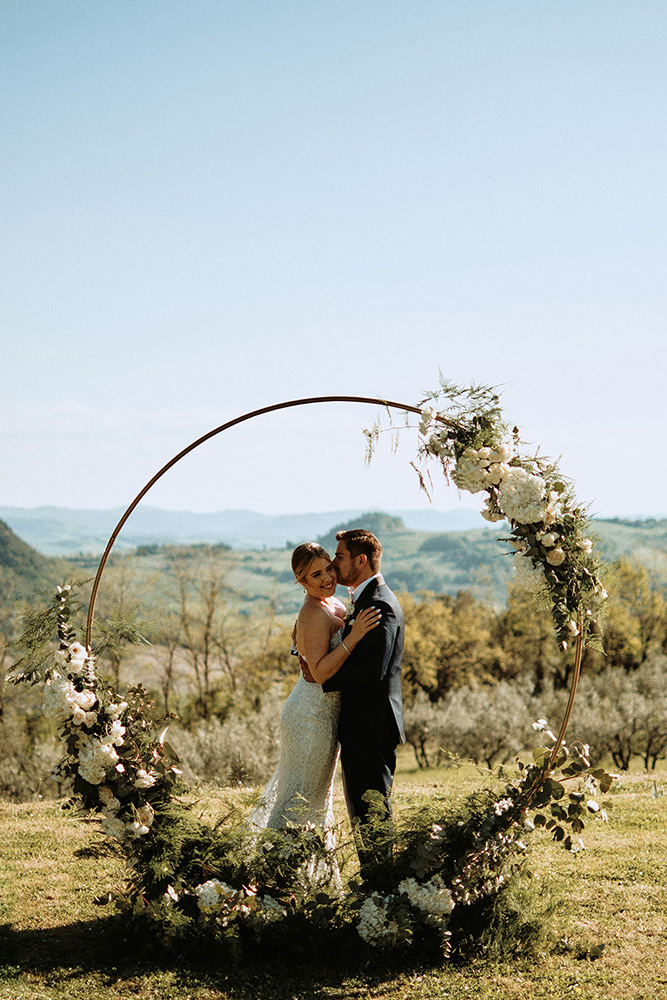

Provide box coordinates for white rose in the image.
[483,461,511,486]
[126,820,150,838]
[488,442,513,463]
[71,706,87,725]
[134,769,157,789]
[72,689,97,710]
[540,532,559,548]
[101,720,125,746]
[137,803,155,828]
[577,538,593,553]
[546,548,566,566]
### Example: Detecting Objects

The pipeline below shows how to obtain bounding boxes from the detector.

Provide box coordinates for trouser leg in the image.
[340,741,397,880]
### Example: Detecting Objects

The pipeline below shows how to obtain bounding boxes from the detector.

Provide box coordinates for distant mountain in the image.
[0,505,489,555]
[1,507,665,574]
[317,512,408,553]
[0,520,66,600]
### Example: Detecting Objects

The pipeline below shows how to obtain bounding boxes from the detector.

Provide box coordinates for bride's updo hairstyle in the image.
[291,542,332,583]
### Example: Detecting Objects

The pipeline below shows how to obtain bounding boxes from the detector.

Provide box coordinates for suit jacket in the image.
[323,575,405,747]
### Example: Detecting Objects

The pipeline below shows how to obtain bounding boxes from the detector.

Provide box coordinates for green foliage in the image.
[8,584,616,967]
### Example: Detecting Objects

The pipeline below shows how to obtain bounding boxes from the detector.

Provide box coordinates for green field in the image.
[1,755,666,1000]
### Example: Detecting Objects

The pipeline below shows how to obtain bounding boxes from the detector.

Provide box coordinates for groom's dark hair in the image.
[336,529,382,573]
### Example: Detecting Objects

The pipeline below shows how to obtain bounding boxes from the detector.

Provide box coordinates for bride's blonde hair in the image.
[291,542,332,583]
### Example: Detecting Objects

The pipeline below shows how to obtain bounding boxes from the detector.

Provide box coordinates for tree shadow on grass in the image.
[0,915,441,999]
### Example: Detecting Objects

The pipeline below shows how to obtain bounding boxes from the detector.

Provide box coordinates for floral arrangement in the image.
[366,377,607,651]
[12,585,182,843]
[7,380,615,962]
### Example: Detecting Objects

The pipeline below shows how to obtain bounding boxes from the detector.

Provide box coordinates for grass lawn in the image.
[1,758,666,1000]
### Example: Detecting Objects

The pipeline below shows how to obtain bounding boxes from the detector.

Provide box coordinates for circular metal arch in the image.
[83,391,584,777]
[85,394,434,646]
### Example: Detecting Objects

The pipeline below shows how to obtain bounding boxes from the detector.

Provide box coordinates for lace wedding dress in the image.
[248,632,342,838]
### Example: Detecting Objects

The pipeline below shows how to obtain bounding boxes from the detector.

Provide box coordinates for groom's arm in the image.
[323,600,400,691]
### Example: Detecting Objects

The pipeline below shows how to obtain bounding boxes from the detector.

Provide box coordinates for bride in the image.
[249,542,381,835]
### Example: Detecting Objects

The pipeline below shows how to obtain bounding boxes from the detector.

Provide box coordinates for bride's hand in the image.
[347,606,382,643]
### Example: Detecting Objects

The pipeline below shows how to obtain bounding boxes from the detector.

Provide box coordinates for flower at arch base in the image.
[357,895,403,947]
[398,875,455,921]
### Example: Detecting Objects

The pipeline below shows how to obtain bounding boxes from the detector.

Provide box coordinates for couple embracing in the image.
[250,529,405,879]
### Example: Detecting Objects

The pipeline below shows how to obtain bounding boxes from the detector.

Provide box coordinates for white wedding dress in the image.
[248,632,342,839]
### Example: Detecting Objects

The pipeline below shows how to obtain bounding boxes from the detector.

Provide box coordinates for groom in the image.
[323,528,405,875]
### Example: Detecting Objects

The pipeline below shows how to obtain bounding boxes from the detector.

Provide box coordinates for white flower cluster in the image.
[77,735,120,785]
[419,409,455,459]
[451,444,513,494]
[195,879,231,911]
[53,641,90,676]
[102,795,155,841]
[42,674,98,727]
[356,895,401,947]
[499,467,557,525]
[397,875,455,920]
[253,894,287,924]
[448,445,560,526]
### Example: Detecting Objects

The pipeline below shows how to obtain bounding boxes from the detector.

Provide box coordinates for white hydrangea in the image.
[42,674,78,724]
[398,875,455,919]
[451,450,488,493]
[42,675,98,727]
[254,894,286,923]
[498,467,548,523]
[195,879,235,913]
[452,444,516,495]
[357,895,400,946]
[483,461,512,487]
[77,737,119,785]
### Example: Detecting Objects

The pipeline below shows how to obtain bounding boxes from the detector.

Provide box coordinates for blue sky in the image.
[2,1,665,520]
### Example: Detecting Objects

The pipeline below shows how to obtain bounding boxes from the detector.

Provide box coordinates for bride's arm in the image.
[298,605,382,685]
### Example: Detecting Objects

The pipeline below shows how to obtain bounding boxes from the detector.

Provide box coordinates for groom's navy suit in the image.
[323,574,405,826]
